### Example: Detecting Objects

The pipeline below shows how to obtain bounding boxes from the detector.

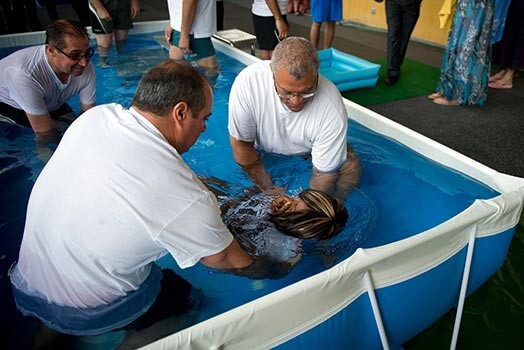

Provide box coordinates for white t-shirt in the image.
[167,0,216,38]
[0,45,96,115]
[15,104,233,308]
[228,61,348,172]
[252,0,288,17]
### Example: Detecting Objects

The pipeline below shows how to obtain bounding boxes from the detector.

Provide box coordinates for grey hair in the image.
[132,61,208,117]
[271,37,320,79]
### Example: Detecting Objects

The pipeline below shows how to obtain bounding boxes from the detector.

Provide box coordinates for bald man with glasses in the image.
[0,20,96,162]
[228,37,360,200]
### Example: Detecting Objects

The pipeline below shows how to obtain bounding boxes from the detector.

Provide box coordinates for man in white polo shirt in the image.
[10,62,253,339]
[0,20,96,161]
[228,37,361,200]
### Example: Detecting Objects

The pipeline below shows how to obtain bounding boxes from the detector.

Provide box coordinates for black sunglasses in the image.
[54,46,95,61]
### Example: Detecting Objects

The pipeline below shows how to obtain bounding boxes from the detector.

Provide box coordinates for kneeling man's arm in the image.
[200,239,253,270]
[27,112,60,163]
[200,239,293,279]
[81,102,95,112]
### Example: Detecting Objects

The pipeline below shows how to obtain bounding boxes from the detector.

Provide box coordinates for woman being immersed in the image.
[218,187,349,264]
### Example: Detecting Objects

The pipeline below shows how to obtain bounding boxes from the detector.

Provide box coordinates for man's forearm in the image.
[333,153,361,200]
[310,152,362,200]
[181,0,198,37]
[242,159,275,191]
[231,137,275,191]
[34,129,61,163]
[309,169,338,196]
[265,0,284,20]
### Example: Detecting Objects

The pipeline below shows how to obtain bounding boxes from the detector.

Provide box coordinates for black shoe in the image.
[384,76,398,85]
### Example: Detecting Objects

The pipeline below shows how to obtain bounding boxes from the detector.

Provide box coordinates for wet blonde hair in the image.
[269,189,348,240]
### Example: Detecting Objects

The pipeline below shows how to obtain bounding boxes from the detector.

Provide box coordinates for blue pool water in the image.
[0,32,500,347]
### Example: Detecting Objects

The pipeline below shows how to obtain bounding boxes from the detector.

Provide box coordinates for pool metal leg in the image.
[450,225,477,350]
[364,270,390,350]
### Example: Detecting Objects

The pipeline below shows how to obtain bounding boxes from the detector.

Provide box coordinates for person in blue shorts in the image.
[309,0,342,49]
[165,0,218,69]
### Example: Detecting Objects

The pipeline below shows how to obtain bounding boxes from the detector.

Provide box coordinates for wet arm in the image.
[230,136,275,191]
[309,169,338,196]
[199,239,253,269]
[333,151,361,200]
[310,151,361,200]
[81,102,95,113]
[27,112,60,163]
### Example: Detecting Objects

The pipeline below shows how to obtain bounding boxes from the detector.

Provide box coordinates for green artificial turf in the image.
[342,58,441,106]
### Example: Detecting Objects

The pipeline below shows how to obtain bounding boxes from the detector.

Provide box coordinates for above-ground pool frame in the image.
[2,21,523,350]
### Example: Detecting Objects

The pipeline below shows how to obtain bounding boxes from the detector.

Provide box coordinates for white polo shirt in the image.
[0,45,96,115]
[15,104,233,308]
[228,61,348,172]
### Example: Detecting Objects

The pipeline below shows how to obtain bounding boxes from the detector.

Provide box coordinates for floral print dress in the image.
[436,0,494,106]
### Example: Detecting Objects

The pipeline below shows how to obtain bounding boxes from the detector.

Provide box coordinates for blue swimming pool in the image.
[0,30,516,349]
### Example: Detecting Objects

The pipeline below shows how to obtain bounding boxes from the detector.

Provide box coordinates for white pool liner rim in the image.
[2,22,523,350]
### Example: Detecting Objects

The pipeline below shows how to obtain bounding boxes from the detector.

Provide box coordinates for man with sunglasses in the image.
[228,37,361,200]
[0,20,96,162]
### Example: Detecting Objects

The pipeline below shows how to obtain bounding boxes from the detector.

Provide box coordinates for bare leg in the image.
[114,29,130,54]
[258,49,272,60]
[322,21,336,49]
[310,22,321,49]
[293,0,300,14]
[168,44,184,61]
[95,33,113,66]
[114,29,129,43]
[197,55,218,69]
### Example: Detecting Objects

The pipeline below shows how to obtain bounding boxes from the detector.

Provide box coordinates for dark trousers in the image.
[385,0,422,78]
[0,102,74,128]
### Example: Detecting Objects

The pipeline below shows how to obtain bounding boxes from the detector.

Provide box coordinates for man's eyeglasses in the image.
[274,75,318,100]
[54,46,95,61]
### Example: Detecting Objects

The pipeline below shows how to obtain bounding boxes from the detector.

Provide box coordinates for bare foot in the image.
[489,69,506,83]
[433,97,460,106]
[428,92,443,100]
[488,81,513,89]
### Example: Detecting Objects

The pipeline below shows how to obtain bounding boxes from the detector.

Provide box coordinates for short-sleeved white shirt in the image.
[167,0,216,38]
[228,61,348,172]
[15,104,233,308]
[0,45,96,115]
[252,0,288,17]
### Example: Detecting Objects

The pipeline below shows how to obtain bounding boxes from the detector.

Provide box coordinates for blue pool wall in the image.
[2,22,524,350]
[275,227,516,349]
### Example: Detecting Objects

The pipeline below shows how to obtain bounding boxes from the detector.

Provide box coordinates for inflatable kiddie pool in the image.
[318,48,381,91]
